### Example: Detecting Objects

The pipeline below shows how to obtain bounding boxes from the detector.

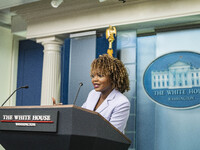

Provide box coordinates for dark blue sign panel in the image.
[143,51,200,109]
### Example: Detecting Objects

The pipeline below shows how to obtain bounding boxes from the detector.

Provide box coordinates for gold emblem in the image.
[106,25,117,56]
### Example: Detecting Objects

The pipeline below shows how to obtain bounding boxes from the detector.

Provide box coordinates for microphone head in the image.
[79,82,83,86]
[22,85,29,89]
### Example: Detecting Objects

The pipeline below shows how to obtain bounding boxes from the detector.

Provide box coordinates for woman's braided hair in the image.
[90,54,130,93]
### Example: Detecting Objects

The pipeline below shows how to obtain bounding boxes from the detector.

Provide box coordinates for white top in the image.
[82,89,130,132]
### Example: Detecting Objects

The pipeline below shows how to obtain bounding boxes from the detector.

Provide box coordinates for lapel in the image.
[95,89,117,113]
[88,91,101,111]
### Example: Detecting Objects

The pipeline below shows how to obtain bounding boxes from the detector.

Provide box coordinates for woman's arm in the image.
[109,100,130,132]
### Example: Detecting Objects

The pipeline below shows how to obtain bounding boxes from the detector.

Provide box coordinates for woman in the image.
[82,54,130,133]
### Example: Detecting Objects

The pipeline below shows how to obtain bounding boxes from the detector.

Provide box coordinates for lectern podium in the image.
[0,105,131,150]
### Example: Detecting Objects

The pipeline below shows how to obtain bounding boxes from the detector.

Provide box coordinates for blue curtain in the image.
[17,40,43,106]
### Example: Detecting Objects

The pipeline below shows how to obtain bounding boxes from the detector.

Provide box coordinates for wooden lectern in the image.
[0,105,131,150]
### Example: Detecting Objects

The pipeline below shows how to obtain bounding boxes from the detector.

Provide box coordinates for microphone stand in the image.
[1,86,29,107]
[73,82,83,105]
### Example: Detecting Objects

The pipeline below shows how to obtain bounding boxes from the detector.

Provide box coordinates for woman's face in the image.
[91,69,113,94]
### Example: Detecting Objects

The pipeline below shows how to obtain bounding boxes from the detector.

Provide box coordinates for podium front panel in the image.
[0,105,131,150]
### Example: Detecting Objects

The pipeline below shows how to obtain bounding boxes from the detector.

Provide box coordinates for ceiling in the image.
[1,0,200,35]
[0,0,155,29]
[0,0,40,28]
[0,0,40,10]
[0,0,154,33]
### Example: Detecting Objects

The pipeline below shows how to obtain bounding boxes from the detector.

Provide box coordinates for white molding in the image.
[0,0,40,10]
[37,36,63,43]
[0,12,11,24]
[70,31,96,38]
[11,0,200,39]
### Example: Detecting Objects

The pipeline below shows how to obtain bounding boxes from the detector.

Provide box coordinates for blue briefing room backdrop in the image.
[67,34,96,106]
[154,28,200,150]
[67,33,117,106]
[136,28,200,150]
[16,40,43,106]
[16,27,200,150]
[16,32,136,150]
[17,33,117,106]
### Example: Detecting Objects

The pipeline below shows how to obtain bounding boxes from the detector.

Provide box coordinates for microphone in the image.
[1,85,29,106]
[73,82,83,105]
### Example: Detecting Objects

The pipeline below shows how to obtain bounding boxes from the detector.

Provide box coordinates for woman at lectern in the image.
[82,54,130,133]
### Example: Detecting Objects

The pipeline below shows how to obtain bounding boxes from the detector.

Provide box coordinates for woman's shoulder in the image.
[114,90,130,104]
